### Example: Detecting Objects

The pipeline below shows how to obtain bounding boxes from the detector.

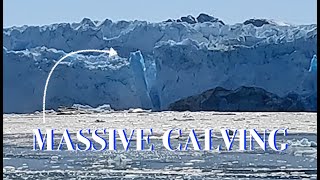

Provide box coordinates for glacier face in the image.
[3,14,317,112]
[153,37,317,109]
[3,47,151,113]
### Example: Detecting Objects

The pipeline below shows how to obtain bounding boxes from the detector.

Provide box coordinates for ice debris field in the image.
[3,111,317,179]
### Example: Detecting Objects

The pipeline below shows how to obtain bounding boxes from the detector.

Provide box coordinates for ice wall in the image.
[4,47,151,113]
[3,14,317,112]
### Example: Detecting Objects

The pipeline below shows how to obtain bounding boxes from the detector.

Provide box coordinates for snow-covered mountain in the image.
[3,14,317,112]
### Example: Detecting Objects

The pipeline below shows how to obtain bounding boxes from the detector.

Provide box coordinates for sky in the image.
[4,0,317,27]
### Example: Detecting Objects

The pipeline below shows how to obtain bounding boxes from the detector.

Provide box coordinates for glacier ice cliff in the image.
[3,14,317,112]
[4,47,151,113]
[153,38,317,110]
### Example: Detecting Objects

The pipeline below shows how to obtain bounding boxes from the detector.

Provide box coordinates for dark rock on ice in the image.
[168,86,315,112]
[180,15,197,24]
[196,13,225,25]
[243,19,271,27]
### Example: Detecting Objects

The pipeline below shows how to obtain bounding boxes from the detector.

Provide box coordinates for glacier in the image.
[3,14,317,112]
[153,38,317,110]
[4,47,151,113]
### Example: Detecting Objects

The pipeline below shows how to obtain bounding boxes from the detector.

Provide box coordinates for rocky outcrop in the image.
[243,19,271,27]
[168,86,316,112]
[163,13,224,25]
[180,15,197,24]
[196,13,225,25]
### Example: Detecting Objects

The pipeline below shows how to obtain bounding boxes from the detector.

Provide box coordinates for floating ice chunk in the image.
[61,104,113,113]
[3,166,15,173]
[72,104,93,110]
[51,156,59,161]
[112,154,131,166]
[128,108,151,113]
[125,174,139,178]
[94,104,113,111]
[288,138,317,147]
[108,47,117,57]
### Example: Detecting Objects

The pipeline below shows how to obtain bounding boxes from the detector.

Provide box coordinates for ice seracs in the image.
[196,13,225,25]
[3,47,151,113]
[309,55,317,72]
